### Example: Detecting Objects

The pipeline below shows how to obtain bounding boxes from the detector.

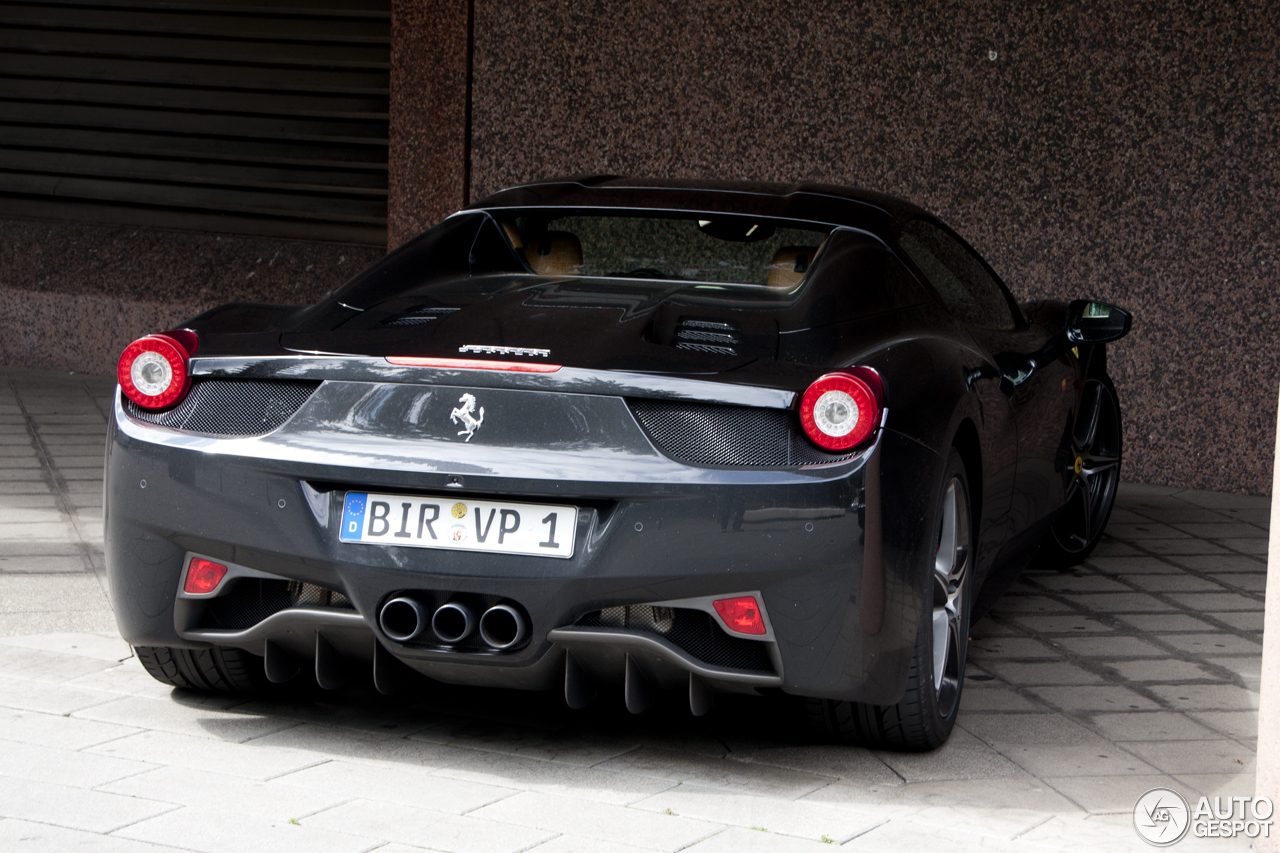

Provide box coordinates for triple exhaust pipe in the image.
[378,597,527,649]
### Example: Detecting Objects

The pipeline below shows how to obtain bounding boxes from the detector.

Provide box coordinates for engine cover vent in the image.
[674,318,739,355]
[383,307,461,326]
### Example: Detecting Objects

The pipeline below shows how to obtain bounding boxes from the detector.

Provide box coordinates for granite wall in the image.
[465,0,1280,495]
[0,219,383,375]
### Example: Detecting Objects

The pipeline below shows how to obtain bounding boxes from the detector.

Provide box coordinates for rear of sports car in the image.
[105,199,932,716]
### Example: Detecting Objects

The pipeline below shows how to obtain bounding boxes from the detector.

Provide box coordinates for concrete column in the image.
[1255,384,1280,851]
[387,0,471,249]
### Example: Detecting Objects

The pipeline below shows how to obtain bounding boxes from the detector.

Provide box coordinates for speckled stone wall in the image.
[387,0,470,248]
[467,0,1280,495]
[0,219,383,375]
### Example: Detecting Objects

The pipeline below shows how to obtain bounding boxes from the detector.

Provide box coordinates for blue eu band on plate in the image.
[341,492,577,559]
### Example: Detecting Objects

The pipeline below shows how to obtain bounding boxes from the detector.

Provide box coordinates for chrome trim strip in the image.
[546,627,783,686]
[188,355,796,410]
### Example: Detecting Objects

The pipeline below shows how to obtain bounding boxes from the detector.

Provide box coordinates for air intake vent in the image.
[124,379,319,437]
[383,307,460,326]
[629,399,859,467]
[674,318,739,355]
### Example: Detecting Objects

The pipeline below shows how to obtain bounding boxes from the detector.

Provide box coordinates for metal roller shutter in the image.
[0,0,389,244]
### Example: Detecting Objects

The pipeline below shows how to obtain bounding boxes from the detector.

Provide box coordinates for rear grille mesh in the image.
[125,379,319,437]
[628,399,857,467]
[575,605,774,672]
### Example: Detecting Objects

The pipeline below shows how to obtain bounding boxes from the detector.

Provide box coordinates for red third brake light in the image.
[183,558,228,595]
[713,596,767,635]
[798,371,880,451]
[118,334,193,410]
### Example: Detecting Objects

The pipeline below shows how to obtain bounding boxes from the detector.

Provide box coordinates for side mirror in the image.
[1066,300,1132,344]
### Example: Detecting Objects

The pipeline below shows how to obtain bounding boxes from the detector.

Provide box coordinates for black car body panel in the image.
[106,177,1125,709]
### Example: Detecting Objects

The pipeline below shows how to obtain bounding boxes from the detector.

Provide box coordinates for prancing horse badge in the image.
[449,393,484,441]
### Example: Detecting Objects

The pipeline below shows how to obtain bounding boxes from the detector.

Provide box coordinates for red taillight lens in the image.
[118,334,191,410]
[184,558,228,595]
[713,596,767,635]
[798,371,879,451]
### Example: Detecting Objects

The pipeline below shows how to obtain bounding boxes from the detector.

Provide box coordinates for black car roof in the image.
[467,176,929,236]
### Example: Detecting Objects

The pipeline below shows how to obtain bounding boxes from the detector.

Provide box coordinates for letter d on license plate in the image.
[341,492,576,559]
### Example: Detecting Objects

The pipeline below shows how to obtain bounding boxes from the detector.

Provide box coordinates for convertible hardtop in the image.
[468,176,930,236]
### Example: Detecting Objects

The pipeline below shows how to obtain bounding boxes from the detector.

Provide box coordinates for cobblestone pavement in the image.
[0,367,1268,851]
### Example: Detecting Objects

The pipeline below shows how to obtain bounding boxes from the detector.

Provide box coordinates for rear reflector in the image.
[386,357,561,373]
[184,558,228,595]
[713,596,767,635]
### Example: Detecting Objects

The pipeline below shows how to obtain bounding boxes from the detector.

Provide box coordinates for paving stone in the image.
[986,595,1074,615]
[0,818,190,853]
[0,774,176,833]
[1087,712,1219,742]
[1041,774,1192,815]
[475,790,724,851]
[1167,592,1263,612]
[1170,554,1267,573]
[75,694,302,743]
[1122,574,1225,592]
[1053,635,1168,658]
[1220,539,1269,555]
[1108,655,1228,685]
[524,834,658,853]
[960,713,1100,746]
[958,685,1049,712]
[1027,575,1133,594]
[0,672,118,714]
[1145,683,1258,712]
[433,749,677,806]
[1027,685,1161,712]
[413,720,640,767]
[1112,613,1218,633]
[1008,614,1114,634]
[1139,539,1232,555]
[0,554,92,573]
[1187,711,1258,740]
[1061,592,1178,613]
[999,743,1159,778]
[276,759,516,814]
[118,806,375,853]
[304,798,558,853]
[679,826,839,852]
[597,746,831,797]
[1202,657,1261,684]
[0,738,156,789]
[1158,633,1261,656]
[631,783,882,843]
[0,705,139,749]
[86,730,327,780]
[100,766,352,822]
[1212,573,1268,591]
[1119,739,1256,775]
[1106,523,1191,540]
[980,661,1104,686]
[720,744,900,786]
[1172,523,1268,539]
[968,636,1063,659]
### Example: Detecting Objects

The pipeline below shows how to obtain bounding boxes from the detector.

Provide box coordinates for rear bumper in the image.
[105,384,931,704]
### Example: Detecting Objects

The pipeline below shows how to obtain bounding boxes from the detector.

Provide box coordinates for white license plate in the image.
[340,492,577,559]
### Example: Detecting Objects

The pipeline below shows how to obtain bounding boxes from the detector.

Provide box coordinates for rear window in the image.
[494,210,833,291]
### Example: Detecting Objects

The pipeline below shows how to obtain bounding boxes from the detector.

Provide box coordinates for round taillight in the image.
[118,335,191,410]
[798,371,879,451]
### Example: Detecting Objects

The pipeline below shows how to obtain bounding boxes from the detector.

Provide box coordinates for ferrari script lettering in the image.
[450,393,484,441]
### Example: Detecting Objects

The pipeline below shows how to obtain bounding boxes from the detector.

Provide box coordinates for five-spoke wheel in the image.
[1043,378,1122,566]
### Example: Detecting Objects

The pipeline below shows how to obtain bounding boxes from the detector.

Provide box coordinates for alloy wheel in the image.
[1051,380,1122,553]
[932,477,971,717]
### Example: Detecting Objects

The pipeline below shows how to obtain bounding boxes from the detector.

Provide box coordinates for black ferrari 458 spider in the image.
[107,177,1131,750]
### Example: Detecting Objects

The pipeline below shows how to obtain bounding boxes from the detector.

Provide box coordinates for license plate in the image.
[340,492,577,559]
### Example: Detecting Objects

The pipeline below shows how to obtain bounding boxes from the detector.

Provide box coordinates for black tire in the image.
[805,449,974,751]
[135,645,266,693]
[1038,377,1122,569]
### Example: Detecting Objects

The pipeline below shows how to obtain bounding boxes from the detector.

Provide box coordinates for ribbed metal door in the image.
[0,0,389,244]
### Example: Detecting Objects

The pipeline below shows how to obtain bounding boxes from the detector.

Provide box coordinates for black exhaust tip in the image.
[431,602,475,644]
[379,597,428,642]
[479,604,527,649]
